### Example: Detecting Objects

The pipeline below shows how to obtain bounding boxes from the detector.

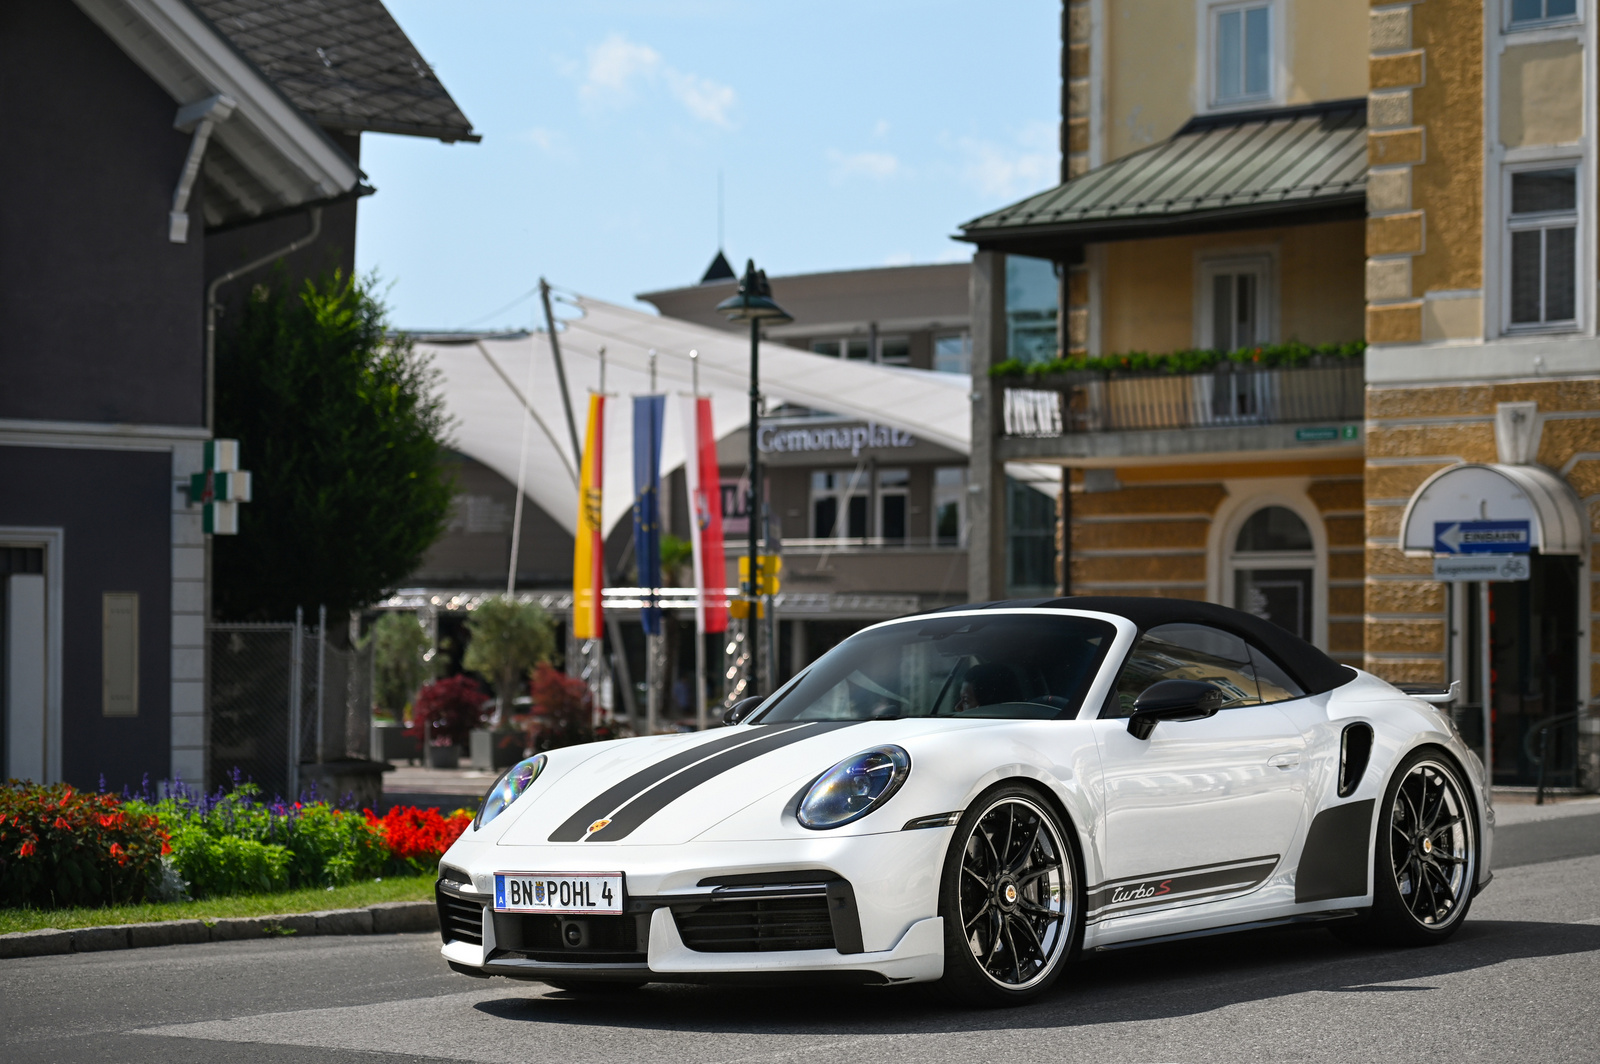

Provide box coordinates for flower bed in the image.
[0,776,474,912]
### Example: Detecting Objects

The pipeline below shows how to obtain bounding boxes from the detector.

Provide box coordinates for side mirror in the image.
[1127,680,1223,740]
[720,696,764,727]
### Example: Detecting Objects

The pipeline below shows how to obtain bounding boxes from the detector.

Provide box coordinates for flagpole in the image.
[688,351,708,730]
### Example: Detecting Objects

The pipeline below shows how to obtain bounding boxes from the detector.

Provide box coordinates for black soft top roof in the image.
[943,596,1357,695]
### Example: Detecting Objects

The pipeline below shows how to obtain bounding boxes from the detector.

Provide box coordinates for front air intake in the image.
[1338,723,1374,798]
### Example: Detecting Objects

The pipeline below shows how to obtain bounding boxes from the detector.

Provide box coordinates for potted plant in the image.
[525,664,596,753]
[413,675,489,768]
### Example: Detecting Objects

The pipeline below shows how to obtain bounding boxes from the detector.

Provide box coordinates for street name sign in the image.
[1433,554,1530,582]
[1433,519,1531,554]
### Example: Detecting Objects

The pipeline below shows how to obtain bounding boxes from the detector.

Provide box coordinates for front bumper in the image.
[435,830,950,984]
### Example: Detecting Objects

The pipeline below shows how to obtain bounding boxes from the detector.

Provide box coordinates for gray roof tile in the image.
[961,100,1365,243]
[191,0,478,142]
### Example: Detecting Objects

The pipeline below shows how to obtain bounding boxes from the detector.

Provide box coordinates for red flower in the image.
[53,817,71,831]
[18,840,36,857]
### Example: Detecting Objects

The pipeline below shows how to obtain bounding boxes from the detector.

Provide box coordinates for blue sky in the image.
[355,1,1060,331]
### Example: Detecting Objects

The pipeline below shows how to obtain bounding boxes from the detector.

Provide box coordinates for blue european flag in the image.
[633,395,666,635]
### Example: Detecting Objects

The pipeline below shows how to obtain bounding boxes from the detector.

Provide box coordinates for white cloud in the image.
[581,34,661,101]
[826,148,901,183]
[578,34,735,127]
[664,69,736,127]
[956,121,1057,199]
[882,251,915,266]
[873,119,891,138]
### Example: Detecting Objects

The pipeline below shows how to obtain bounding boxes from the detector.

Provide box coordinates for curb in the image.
[0,900,437,959]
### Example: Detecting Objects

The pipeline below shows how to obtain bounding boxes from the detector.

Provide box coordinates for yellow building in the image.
[961,0,1595,788]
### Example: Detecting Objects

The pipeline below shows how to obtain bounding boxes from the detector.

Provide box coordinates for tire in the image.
[937,784,1083,1006]
[1336,748,1478,947]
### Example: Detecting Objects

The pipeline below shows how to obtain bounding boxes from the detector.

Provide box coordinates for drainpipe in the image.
[205,207,322,430]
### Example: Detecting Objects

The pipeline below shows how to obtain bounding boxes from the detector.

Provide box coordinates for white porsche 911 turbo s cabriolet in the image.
[435,596,1492,1005]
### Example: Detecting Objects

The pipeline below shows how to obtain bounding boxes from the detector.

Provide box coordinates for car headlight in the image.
[796,746,910,830]
[474,754,547,830]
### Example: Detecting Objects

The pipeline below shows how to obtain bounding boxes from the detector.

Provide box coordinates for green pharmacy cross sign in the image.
[188,439,252,535]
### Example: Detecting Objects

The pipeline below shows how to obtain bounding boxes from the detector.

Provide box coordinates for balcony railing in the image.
[1001,360,1364,437]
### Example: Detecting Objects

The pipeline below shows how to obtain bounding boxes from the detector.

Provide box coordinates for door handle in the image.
[1268,753,1300,769]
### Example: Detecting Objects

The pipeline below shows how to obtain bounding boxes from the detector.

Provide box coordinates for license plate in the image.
[493,871,624,914]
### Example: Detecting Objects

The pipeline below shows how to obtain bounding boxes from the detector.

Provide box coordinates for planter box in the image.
[425,744,460,769]
[469,729,525,771]
[371,722,421,765]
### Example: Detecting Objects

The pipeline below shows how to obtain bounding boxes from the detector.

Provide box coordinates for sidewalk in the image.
[378,763,493,812]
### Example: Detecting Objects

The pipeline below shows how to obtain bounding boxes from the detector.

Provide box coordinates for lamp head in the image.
[716,259,792,324]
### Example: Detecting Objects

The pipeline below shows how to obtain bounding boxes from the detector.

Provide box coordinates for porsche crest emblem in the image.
[588,818,612,835]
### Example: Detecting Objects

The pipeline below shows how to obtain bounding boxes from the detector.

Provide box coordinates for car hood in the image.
[486,718,1019,847]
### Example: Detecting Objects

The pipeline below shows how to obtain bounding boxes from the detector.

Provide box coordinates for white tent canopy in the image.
[416,293,1049,537]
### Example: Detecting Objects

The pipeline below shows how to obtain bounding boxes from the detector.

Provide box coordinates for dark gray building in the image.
[0,0,473,789]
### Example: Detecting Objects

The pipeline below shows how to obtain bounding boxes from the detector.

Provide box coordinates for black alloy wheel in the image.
[939,785,1080,1005]
[1338,748,1477,946]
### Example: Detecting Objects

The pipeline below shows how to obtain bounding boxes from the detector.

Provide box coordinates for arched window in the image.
[1228,505,1315,640]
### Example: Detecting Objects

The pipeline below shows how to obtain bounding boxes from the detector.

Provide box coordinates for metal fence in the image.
[208,609,374,799]
[1002,361,1365,437]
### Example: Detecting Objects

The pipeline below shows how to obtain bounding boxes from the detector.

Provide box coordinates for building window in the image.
[934,332,972,375]
[1005,477,1057,595]
[878,469,909,540]
[810,336,907,363]
[811,470,868,539]
[1509,0,1578,27]
[934,467,967,546]
[1198,255,1274,351]
[1228,505,1314,641]
[1212,2,1272,106]
[1005,256,1059,365]
[1507,167,1578,329]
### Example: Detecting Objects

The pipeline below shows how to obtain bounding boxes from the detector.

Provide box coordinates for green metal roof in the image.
[960,100,1366,251]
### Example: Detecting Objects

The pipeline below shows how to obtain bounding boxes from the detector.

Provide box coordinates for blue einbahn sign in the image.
[1433,520,1531,555]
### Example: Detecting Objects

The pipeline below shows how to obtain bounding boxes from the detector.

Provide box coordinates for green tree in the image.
[371,611,433,714]
[462,597,556,718]
[214,271,453,620]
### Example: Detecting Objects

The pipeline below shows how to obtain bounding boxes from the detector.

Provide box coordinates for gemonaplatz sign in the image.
[758,421,915,458]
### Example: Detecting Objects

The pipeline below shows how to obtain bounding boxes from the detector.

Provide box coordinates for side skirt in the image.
[1092,910,1361,952]
[1295,799,1376,904]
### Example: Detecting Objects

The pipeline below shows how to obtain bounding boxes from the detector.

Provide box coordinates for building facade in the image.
[962,0,1597,786]
[0,0,473,789]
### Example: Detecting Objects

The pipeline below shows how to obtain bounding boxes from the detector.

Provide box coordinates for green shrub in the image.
[990,340,1366,378]
[0,782,167,909]
[166,825,291,898]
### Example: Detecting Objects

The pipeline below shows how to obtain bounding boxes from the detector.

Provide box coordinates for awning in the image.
[415,295,975,537]
[417,294,1060,538]
[1400,463,1586,557]
[959,99,1366,255]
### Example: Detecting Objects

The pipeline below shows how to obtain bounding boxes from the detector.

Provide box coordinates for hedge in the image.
[990,340,1366,379]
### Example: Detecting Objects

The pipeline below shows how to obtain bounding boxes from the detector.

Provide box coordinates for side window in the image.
[1247,644,1305,703]
[1111,623,1261,717]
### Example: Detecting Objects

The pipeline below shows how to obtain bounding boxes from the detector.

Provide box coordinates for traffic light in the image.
[738,554,782,596]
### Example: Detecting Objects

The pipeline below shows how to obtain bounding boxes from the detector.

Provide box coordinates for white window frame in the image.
[933,466,968,548]
[1193,250,1279,350]
[1506,0,1582,32]
[875,468,910,541]
[809,468,870,540]
[1207,483,1328,652]
[1201,0,1283,112]
[0,527,65,784]
[1500,157,1586,334]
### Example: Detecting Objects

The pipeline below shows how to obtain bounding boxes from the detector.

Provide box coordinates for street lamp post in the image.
[717,260,791,695]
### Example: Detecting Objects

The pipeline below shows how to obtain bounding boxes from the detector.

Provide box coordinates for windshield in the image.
[753,613,1117,723]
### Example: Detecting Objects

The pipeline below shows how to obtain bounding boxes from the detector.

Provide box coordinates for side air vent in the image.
[436,882,486,946]
[1338,723,1374,798]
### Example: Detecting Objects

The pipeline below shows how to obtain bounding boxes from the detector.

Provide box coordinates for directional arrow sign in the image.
[1433,519,1531,554]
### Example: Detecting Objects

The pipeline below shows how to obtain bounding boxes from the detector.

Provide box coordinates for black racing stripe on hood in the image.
[586,721,858,841]
[546,725,806,842]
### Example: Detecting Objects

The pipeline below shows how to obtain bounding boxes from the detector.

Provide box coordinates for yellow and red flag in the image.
[571,394,605,640]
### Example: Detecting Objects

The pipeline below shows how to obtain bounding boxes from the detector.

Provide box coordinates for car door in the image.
[1089,623,1307,922]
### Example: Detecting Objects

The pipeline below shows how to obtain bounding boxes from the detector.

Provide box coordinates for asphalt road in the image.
[5,810,1600,1064]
